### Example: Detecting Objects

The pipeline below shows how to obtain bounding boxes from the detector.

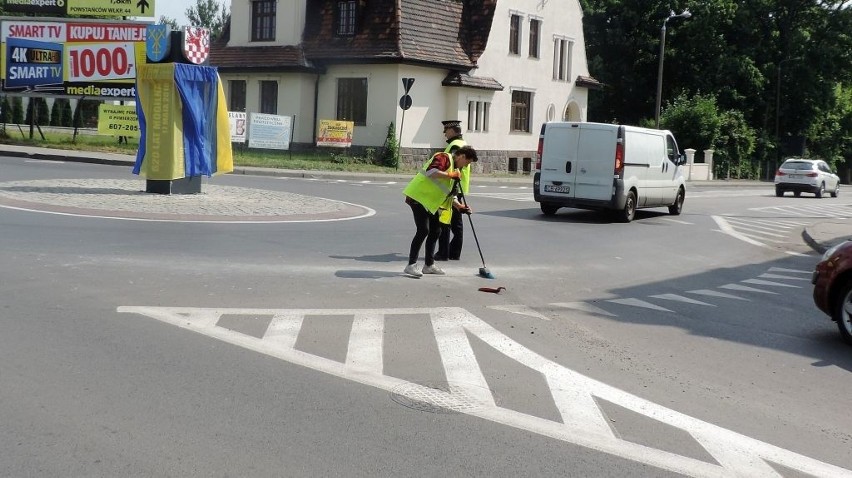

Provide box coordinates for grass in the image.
[0,126,419,174]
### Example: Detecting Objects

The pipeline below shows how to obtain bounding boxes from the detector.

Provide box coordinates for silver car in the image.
[774,158,840,198]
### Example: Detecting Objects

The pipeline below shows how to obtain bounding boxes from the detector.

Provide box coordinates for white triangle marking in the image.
[758,273,811,281]
[768,267,811,274]
[687,289,750,301]
[719,284,778,295]
[488,305,551,321]
[741,279,801,289]
[649,294,715,307]
[606,298,673,312]
[549,302,616,317]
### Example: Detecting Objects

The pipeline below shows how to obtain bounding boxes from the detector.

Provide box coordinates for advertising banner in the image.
[248,113,292,150]
[0,20,146,98]
[317,119,354,148]
[97,104,140,138]
[228,111,247,143]
[3,0,156,18]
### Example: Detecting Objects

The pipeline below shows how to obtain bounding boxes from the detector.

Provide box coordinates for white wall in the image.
[227,0,305,47]
[474,0,591,150]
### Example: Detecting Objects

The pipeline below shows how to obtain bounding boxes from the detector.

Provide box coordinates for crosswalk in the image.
[119,298,850,477]
[714,203,852,248]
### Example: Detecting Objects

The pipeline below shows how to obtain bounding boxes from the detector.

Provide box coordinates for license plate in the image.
[544,185,570,194]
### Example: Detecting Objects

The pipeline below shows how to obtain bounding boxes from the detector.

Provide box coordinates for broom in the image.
[457,188,495,279]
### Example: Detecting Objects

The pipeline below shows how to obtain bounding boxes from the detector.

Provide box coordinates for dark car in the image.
[812,240,852,344]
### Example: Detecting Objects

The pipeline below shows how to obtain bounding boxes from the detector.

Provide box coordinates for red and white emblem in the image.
[182,27,210,65]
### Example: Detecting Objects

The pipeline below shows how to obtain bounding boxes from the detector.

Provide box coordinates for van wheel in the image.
[540,203,559,216]
[668,188,684,215]
[618,191,636,223]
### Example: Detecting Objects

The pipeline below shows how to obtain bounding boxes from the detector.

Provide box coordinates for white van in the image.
[533,122,687,222]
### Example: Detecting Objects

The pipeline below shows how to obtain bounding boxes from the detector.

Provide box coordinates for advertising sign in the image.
[248,113,292,150]
[97,104,140,137]
[317,119,354,148]
[228,111,247,143]
[3,0,155,18]
[1,20,146,99]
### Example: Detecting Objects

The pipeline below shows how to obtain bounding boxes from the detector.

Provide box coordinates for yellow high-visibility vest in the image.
[403,152,457,214]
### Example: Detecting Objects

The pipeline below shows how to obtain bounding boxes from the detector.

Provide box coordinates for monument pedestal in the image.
[146,176,202,194]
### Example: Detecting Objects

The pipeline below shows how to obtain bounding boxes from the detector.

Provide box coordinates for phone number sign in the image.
[1,20,146,99]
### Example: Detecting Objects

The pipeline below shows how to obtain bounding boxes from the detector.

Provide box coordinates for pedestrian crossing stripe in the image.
[118,305,851,477]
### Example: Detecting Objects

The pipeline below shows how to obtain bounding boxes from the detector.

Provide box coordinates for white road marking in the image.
[758,273,810,281]
[117,306,852,478]
[784,251,811,257]
[550,302,617,317]
[606,298,673,312]
[719,284,778,295]
[741,279,801,289]
[712,216,767,247]
[649,294,715,307]
[487,305,551,321]
[768,267,811,274]
[346,312,384,373]
[659,217,694,225]
[687,289,750,301]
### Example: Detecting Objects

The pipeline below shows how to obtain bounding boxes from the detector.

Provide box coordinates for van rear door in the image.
[539,123,579,199]
[574,124,618,201]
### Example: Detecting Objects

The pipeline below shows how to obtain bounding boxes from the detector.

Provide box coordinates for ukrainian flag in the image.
[134,63,233,180]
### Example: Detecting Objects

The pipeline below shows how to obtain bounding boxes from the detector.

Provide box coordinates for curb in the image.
[801,227,825,254]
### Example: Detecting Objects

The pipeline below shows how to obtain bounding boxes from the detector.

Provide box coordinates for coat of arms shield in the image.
[182,27,210,65]
[146,24,171,63]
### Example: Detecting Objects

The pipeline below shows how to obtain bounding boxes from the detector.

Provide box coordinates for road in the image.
[1,155,851,477]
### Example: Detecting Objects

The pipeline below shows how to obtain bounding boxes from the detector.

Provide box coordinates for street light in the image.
[654,9,692,129]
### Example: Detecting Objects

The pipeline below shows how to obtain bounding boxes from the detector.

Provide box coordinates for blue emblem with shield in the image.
[146,24,171,63]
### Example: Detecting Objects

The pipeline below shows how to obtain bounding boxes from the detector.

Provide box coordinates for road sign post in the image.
[398,78,414,169]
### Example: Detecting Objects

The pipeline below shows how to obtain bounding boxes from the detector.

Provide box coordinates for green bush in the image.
[660,92,722,154]
[61,100,73,127]
[381,122,399,168]
[0,96,9,123]
[50,100,61,126]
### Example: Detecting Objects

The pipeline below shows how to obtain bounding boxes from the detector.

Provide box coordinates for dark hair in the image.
[454,145,478,162]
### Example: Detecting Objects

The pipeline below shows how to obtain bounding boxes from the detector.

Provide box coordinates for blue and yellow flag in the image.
[134,63,233,180]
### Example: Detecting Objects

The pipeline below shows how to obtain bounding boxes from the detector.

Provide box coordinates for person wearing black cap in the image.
[435,120,469,261]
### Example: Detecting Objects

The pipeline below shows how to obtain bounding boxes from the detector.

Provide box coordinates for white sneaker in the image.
[421,265,445,275]
[404,263,422,277]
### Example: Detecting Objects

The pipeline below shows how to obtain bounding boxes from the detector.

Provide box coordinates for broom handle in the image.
[458,189,487,268]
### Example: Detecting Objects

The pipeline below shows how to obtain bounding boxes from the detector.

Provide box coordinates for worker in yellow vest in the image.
[435,120,469,261]
[402,146,479,277]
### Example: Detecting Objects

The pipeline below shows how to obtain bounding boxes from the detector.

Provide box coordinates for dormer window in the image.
[337,1,357,36]
[251,0,276,42]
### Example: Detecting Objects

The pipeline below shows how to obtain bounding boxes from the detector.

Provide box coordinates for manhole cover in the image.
[390,381,492,414]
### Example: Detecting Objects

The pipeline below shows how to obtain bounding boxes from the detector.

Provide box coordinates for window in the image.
[467,101,490,132]
[229,80,246,112]
[509,14,521,54]
[337,1,357,36]
[511,90,532,132]
[553,38,573,81]
[260,80,278,114]
[337,78,367,126]
[251,0,276,41]
[528,19,541,58]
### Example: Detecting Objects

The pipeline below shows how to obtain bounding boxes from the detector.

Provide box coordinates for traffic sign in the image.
[402,77,414,93]
[399,95,412,111]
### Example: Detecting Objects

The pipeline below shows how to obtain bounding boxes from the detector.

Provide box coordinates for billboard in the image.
[1,20,147,99]
[3,0,156,18]
[248,113,292,150]
[317,119,354,148]
[97,104,140,137]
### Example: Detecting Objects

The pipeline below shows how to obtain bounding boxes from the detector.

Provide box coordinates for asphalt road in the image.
[2,155,851,477]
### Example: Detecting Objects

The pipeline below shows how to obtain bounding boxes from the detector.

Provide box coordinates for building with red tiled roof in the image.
[211,0,600,172]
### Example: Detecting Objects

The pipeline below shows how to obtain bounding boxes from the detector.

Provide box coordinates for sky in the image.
[153,0,232,28]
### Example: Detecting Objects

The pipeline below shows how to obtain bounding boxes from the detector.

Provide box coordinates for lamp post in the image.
[654,9,692,129]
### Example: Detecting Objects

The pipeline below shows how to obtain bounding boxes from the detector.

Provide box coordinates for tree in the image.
[11,97,24,124]
[158,15,180,30]
[186,0,230,40]
[61,100,73,127]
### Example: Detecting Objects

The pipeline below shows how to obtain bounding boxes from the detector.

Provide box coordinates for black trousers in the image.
[436,209,464,259]
[408,201,441,266]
